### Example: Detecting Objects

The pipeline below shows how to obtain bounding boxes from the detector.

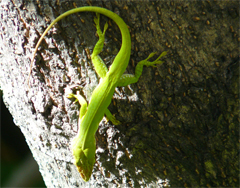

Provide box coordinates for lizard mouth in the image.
[76,163,93,182]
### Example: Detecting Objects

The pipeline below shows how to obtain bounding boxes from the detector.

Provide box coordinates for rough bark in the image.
[0,0,239,187]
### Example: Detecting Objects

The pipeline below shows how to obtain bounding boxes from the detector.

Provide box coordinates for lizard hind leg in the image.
[92,13,108,57]
[141,51,168,67]
[94,13,108,39]
[117,51,167,87]
[91,13,109,78]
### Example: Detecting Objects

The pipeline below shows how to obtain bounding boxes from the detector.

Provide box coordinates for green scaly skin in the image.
[28,6,167,181]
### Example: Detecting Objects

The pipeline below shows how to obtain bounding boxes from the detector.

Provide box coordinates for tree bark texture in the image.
[0,0,239,187]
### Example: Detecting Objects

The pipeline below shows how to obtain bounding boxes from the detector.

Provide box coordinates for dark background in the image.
[1,91,45,187]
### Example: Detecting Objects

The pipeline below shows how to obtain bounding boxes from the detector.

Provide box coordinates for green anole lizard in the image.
[28,6,167,182]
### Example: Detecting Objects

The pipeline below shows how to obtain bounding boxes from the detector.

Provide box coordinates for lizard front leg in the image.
[68,91,87,119]
[105,108,121,125]
[68,92,95,182]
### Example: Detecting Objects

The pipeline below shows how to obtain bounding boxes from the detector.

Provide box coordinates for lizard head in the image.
[72,137,96,181]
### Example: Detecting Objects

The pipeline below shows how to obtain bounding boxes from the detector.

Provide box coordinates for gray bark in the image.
[0,0,238,187]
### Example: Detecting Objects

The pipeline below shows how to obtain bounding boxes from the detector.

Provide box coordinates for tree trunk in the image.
[0,0,238,187]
